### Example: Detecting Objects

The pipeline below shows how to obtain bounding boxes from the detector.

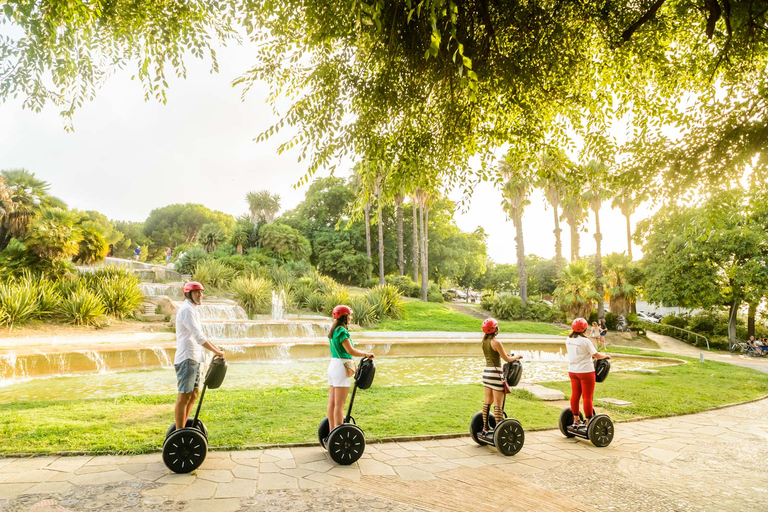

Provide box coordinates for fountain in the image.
[271,290,286,321]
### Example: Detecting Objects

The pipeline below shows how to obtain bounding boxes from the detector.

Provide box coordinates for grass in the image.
[366,301,567,335]
[3,349,768,455]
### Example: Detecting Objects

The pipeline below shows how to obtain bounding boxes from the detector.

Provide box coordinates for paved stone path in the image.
[1,396,767,512]
[645,332,768,374]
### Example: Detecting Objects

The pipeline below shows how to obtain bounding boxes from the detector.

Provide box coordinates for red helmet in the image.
[183,281,204,294]
[571,318,588,333]
[482,318,499,334]
[332,305,352,319]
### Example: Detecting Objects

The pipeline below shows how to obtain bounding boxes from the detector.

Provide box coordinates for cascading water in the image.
[150,347,173,368]
[140,283,184,299]
[196,303,248,321]
[80,351,108,374]
[271,290,286,321]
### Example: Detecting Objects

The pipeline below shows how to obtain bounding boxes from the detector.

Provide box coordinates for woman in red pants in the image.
[566,318,611,428]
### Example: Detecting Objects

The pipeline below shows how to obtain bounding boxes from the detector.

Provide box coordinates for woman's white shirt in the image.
[566,336,598,373]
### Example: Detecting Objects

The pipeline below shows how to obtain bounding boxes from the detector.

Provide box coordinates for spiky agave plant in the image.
[229,275,271,317]
[58,285,106,326]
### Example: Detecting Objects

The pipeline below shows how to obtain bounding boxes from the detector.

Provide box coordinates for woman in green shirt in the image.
[327,305,374,433]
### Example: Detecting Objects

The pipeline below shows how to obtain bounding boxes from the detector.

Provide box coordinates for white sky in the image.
[0,42,652,264]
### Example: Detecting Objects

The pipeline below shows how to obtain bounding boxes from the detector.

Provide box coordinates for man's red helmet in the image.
[183,281,204,294]
[571,318,589,333]
[482,318,499,334]
[332,305,352,319]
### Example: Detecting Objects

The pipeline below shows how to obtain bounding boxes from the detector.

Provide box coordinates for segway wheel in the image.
[327,424,365,465]
[166,419,208,440]
[587,414,614,447]
[163,428,208,473]
[318,417,330,448]
[558,407,583,438]
[494,419,525,456]
[469,412,484,445]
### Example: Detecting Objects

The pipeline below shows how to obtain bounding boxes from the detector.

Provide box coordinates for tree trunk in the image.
[569,217,580,261]
[594,209,604,319]
[553,205,563,269]
[364,201,372,279]
[412,198,420,283]
[420,197,429,301]
[625,213,633,260]
[396,196,404,275]
[377,200,385,286]
[748,301,758,338]
[514,214,527,304]
[728,297,739,349]
[236,244,243,255]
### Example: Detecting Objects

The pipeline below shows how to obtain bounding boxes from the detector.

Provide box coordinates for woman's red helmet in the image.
[183,281,204,293]
[571,318,589,333]
[482,318,499,334]
[332,305,352,319]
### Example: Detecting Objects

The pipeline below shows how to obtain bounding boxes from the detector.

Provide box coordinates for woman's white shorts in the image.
[328,358,351,387]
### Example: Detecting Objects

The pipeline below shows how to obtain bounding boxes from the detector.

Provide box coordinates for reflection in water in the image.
[0,355,663,403]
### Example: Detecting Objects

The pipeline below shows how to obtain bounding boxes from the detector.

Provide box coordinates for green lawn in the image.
[368,301,567,335]
[2,349,767,455]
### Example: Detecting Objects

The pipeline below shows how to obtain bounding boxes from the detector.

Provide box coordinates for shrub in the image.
[385,275,420,297]
[0,280,39,330]
[349,296,379,327]
[58,286,106,326]
[34,279,62,318]
[269,266,294,292]
[364,284,405,319]
[175,247,209,275]
[193,259,236,290]
[313,274,343,296]
[491,293,526,321]
[94,274,143,318]
[323,287,351,316]
[427,291,445,303]
[527,300,561,323]
[603,312,617,330]
[306,293,325,313]
[229,276,272,316]
[289,278,315,310]
[481,292,495,311]
[363,278,379,289]
[661,314,687,328]
[686,313,717,334]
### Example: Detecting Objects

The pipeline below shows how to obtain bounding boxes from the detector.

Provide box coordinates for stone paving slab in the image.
[1,398,767,511]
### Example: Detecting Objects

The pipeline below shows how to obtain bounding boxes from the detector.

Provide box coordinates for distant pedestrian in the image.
[589,321,600,349]
[599,319,608,350]
[165,247,172,263]
[107,244,114,258]
[134,245,141,261]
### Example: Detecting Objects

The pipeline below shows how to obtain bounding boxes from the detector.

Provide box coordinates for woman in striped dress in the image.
[481,318,523,434]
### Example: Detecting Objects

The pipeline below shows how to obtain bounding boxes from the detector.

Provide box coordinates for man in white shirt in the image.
[174,281,225,430]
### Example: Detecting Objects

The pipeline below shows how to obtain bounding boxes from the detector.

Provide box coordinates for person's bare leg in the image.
[333,386,350,428]
[327,386,337,430]
[183,388,199,422]
[175,393,193,429]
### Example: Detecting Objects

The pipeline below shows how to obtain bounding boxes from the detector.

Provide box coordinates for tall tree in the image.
[582,160,611,319]
[500,152,533,304]
[602,252,637,318]
[246,190,281,226]
[395,193,405,276]
[561,181,587,262]
[611,187,643,260]
[553,259,600,320]
[411,192,420,283]
[374,168,386,285]
[537,149,570,270]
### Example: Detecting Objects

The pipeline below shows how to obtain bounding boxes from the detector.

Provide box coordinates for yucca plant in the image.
[229,275,272,316]
[94,274,144,318]
[306,293,325,313]
[349,296,378,327]
[323,287,350,316]
[0,279,39,330]
[288,278,315,309]
[193,259,236,290]
[33,278,62,319]
[313,274,342,295]
[364,284,404,320]
[269,266,293,293]
[58,286,106,326]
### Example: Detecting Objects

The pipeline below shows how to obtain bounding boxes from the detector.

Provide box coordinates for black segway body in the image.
[318,357,374,465]
[594,358,611,383]
[163,357,227,473]
[468,363,525,456]
[558,407,614,447]
[503,360,523,387]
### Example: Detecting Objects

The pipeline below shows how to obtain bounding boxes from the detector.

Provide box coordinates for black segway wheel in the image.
[558,407,583,438]
[587,414,614,447]
[163,428,208,473]
[469,412,484,445]
[327,424,365,465]
[165,419,208,440]
[494,419,525,456]
[318,417,330,448]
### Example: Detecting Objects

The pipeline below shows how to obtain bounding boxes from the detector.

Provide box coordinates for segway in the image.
[318,357,375,465]
[469,360,525,456]
[163,357,227,473]
[558,358,614,447]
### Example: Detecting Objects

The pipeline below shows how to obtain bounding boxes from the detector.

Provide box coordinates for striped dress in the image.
[482,337,505,392]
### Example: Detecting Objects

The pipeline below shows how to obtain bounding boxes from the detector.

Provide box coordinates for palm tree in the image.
[351,164,374,279]
[24,207,83,261]
[73,224,108,264]
[561,183,587,262]
[611,187,642,260]
[536,150,569,269]
[196,223,226,252]
[229,224,251,255]
[411,191,420,283]
[374,168,386,285]
[245,190,281,226]
[500,152,532,304]
[582,160,611,319]
[395,193,405,275]
[419,191,432,301]
[603,252,637,318]
[0,169,55,246]
[553,259,600,319]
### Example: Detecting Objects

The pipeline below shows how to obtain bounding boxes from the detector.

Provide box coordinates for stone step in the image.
[517,383,565,401]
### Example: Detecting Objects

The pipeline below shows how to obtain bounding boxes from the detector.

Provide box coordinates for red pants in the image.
[569,372,596,418]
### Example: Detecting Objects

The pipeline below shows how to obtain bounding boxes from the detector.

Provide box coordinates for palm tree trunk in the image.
[515,214,527,304]
[412,196,420,283]
[420,196,428,301]
[553,205,563,269]
[625,213,633,260]
[377,200,385,286]
[594,209,604,319]
[364,201,372,279]
[396,196,404,276]
[568,215,579,261]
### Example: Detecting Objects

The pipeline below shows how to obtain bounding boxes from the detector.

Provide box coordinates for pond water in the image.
[0,352,664,404]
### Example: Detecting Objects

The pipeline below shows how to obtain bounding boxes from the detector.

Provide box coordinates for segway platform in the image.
[558,407,614,447]
[318,357,374,465]
[163,357,227,473]
[469,360,525,456]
